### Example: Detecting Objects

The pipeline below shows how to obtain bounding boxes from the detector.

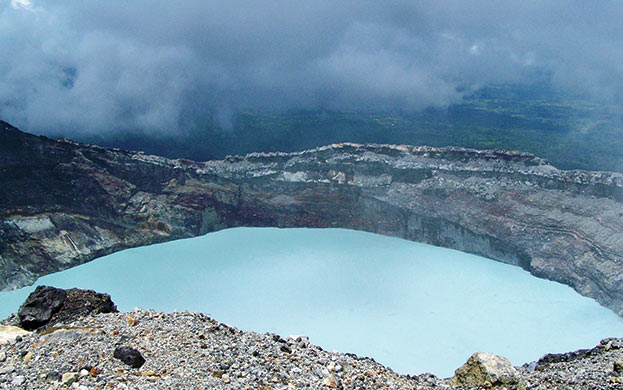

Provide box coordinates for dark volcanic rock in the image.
[49,287,118,328]
[18,286,67,330]
[1,121,623,317]
[18,285,117,331]
[113,346,145,368]
[537,348,594,367]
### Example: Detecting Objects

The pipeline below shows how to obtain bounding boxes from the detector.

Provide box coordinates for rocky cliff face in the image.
[1,120,622,315]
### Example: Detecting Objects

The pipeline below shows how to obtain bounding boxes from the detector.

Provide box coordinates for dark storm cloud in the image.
[1,0,623,134]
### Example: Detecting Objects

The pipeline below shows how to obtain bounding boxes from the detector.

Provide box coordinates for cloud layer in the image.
[2,1,623,134]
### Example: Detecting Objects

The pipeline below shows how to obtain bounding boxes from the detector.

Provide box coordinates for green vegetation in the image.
[84,84,623,172]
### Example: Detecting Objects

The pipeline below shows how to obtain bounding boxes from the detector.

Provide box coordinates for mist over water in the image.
[1,228,621,377]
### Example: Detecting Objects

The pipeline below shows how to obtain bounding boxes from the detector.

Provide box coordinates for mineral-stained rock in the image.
[452,352,523,389]
[17,286,117,331]
[22,351,33,362]
[113,346,146,368]
[61,372,78,385]
[323,373,339,388]
[18,286,67,330]
[0,325,31,344]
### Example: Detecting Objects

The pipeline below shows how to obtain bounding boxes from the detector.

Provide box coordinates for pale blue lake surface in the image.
[1,227,621,377]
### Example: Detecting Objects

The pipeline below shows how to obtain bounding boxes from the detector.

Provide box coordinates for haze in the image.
[2,1,623,136]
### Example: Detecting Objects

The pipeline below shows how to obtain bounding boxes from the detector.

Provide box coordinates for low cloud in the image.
[10,0,33,10]
[1,1,623,135]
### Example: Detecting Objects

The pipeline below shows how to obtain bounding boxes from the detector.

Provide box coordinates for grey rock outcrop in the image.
[452,352,523,388]
[1,120,622,316]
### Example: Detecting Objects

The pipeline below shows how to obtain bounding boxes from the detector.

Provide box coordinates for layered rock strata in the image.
[1,120,622,315]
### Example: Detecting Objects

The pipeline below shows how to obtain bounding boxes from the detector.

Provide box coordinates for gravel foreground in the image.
[1,308,623,390]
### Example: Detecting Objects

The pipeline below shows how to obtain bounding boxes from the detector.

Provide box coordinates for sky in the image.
[1,0,623,135]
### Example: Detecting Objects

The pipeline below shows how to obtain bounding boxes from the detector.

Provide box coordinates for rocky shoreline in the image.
[1,287,623,389]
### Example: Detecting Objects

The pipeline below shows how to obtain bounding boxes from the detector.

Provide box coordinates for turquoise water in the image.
[1,227,621,377]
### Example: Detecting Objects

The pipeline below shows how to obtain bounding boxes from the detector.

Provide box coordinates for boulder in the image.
[18,286,67,330]
[18,286,117,331]
[113,346,146,368]
[56,287,117,323]
[452,352,524,389]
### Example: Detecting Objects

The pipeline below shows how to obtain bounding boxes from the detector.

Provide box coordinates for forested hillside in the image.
[77,84,623,172]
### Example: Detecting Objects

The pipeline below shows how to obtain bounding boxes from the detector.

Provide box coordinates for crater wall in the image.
[1,121,622,316]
